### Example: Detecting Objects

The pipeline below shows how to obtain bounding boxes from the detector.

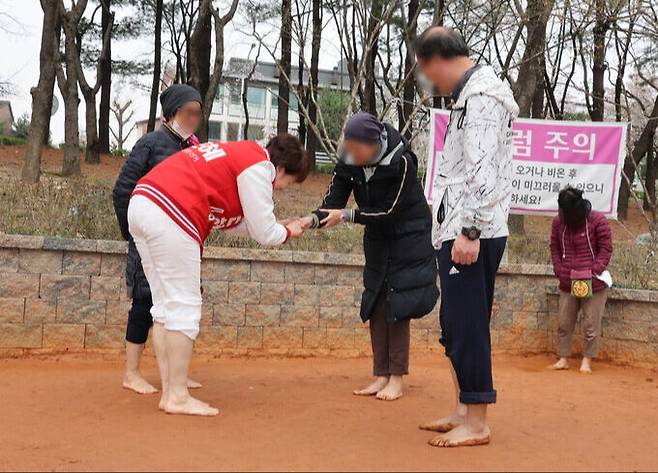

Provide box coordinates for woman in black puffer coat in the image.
[302,112,439,401]
[112,84,202,395]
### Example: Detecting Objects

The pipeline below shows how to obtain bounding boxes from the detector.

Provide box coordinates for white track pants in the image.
[128,195,202,340]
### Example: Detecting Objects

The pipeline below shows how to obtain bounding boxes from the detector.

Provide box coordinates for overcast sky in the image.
[0,0,345,148]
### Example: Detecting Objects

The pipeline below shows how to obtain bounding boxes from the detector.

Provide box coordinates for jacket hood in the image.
[382,123,414,166]
[455,65,519,118]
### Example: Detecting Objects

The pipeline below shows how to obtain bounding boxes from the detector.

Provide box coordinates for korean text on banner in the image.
[423,109,627,219]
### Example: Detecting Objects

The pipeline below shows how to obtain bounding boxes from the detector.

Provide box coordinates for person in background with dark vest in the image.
[300,112,439,402]
[112,84,203,395]
[549,187,613,374]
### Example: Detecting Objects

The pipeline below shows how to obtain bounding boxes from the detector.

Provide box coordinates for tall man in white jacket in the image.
[415,27,519,448]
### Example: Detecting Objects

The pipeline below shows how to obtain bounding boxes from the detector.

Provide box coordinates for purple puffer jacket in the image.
[550,209,613,293]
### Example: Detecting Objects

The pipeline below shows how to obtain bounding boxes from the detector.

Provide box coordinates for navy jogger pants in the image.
[437,237,507,405]
[125,295,153,345]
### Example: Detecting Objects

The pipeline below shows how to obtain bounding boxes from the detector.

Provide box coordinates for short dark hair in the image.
[558,186,589,226]
[266,133,310,183]
[558,186,584,210]
[415,27,470,61]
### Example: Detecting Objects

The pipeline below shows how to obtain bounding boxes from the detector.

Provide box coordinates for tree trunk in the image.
[432,0,445,109]
[618,94,658,219]
[590,0,607,122]
[531,64,546,118]
[58,5,85,177]
[189,0,212,140]
[22,0,59,183]
[644,139,656,211]
[514,0,554,117]
[83,91,100,164]
[297,52,306,144]
[277,0,292,134]
[364,0,384,114]
[98,0,112,154]
[305,0,322,169]
[148,0,163,132]
[60,82,81,176]
[242,79,250,140]
[401,0,418,139]
[511,0,555,233]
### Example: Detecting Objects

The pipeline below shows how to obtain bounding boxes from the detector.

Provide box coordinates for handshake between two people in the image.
[281,209,348,239]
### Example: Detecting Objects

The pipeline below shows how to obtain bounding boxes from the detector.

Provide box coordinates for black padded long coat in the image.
[319,124,439,323]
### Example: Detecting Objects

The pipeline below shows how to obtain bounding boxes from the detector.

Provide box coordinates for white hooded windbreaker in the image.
[431,65,520,248]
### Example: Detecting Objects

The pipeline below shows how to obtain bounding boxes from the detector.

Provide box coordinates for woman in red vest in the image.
[127,133,309,416]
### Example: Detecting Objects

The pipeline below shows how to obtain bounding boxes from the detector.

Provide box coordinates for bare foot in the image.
[164,395,219,417]
[580,358,593,374]
[420,412,466,433]
[122,372,159,395]
[376,375,404,401]
[158,393,168,411]
[353,376,389,396]
[549,358,569,371]
[187,378,203,389]
[429,424,491,448]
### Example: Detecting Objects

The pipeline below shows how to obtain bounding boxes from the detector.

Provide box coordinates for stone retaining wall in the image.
[1,234,656,365]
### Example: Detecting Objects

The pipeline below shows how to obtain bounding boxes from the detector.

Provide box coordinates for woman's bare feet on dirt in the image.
[549,358,569,370]
[187,378,203,389]
[353,376,389,396]
[164,395,219,417]
[122,371,159,395]
[428,424,491,448]
[376,375,404,401]
[580,357,593,374]
[419,411,466,433]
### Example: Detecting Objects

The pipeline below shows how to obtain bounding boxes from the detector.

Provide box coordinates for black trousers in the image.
[437,237,506,405]
[125,295,153,345]
[369,290,410,377]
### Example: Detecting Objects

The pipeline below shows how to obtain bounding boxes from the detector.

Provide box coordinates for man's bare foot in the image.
[420,412,466,433]
[164,395,219,417]
[428,424,491,448]
[353,376,389,396]
[122,372,159,395]
[580,357,593,374]
[376,375,404,401]
[549,358,569,370]
[187,378,203,389]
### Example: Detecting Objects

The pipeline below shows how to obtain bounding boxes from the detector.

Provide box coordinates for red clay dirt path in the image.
[1,353,657,472]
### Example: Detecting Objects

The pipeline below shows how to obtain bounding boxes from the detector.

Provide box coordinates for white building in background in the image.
[135,58,351,143]
[207,57,351,142]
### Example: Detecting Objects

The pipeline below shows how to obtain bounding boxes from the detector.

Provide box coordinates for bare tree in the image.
[194,0,239,142]
[76,0,114,164]
[618,95,658,218]
[98,0,113,154]
[188,0,212,136]
[277,0,293,133]
[54,0,89,176]
[147,0,164,132]
[22,0,60,183]
[305,0,322,167]
[109,97,136,150]
[242,45,262,140]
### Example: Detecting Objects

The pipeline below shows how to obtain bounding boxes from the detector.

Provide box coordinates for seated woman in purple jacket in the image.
[549,187,613,374]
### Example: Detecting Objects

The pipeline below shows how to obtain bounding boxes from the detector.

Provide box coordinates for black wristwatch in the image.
[461,226,481,241]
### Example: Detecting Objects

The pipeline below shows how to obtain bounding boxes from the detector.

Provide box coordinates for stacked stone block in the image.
[1,233,657,365]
